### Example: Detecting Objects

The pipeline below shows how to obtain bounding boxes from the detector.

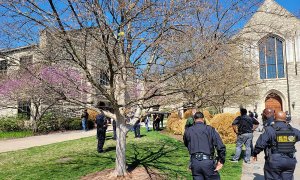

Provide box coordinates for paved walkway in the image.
[241,125,300,179]
[0,128,111,153]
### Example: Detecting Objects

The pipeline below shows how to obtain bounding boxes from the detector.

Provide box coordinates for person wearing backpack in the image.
[253,111,300,180]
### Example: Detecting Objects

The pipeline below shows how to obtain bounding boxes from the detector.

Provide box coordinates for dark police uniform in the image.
[112,119,117,140]
[264,116,275,127]
[253,121,300,180]
[96,113,107,153]
[184,122,226,180]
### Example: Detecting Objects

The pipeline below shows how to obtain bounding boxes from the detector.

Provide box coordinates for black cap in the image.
[194,112,204,119]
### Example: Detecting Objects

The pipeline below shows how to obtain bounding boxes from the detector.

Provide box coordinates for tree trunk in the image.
[32,118,38,133]
[115,116,128,176]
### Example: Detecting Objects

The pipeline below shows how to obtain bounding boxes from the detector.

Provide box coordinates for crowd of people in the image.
[80,109,166,153]
[81,107,300,179]
[183,108,300,180]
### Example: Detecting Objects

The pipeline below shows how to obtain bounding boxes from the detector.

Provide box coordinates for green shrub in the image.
[68,118,82,130]
[0,117,26,132]
[37,113,60,133]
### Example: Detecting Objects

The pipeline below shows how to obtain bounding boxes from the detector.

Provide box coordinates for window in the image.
[99,72,109,86]
[0,60,8,76]
[20,55,33,68]
[18,100,31,119]
[259,36,285,79]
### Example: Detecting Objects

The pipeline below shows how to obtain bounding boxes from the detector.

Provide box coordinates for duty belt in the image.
[271,150,295,158]
[192,153,214,161]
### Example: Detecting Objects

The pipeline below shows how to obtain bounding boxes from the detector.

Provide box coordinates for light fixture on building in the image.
[292,102,295,109]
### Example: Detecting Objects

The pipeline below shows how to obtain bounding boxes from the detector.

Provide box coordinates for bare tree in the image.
[0,0,264,176]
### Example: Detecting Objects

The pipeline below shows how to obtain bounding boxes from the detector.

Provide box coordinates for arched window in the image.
[259,35,284,79]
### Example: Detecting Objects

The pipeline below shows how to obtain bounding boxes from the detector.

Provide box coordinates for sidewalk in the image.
[0,127,112,153]
[241,130,300,179]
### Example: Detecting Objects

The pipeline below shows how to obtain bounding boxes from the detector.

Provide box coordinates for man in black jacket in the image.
[96,111,107,153]
[231,108,259,163]
[184,112,226,180]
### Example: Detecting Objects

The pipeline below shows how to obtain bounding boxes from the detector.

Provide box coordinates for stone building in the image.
[225,0,300,125]
[0,30,112,118]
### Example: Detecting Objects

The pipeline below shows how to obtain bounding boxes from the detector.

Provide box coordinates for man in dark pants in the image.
[184,112,226,180]
[253,111,300,180]
[231,108,259,163]
[112,119,117,140]
[133,119,141,138]
[96,111,107,153]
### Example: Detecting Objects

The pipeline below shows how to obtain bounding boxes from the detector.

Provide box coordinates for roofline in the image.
[0,44,38,54]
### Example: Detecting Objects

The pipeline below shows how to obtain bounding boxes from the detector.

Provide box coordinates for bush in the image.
[37,113,60,133]
[0,117,26,132]
[37,112,95,133]
[87,109,98,121]
[166,112,187,135]
[210,113,238,144]
[68,118,82,130]
[203,110,213,125]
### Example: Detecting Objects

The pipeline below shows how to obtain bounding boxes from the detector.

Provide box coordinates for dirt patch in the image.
[160,130,183,142]
[81,167,165,180]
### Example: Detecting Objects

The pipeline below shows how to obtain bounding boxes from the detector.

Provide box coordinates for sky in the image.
[276,0,300,16]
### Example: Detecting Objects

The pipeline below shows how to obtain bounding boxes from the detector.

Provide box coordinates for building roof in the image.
[236,0,300,40]
[0,44,37,54]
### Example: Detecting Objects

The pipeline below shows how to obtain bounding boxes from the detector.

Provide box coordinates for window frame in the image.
[17,100,31,119]
[258,35,285,80]
[0,59,8,76]
[99,72,109,86]
[19,55,33,68]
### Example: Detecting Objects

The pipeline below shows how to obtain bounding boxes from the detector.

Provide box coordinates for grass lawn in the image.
[0,131,33,140]
[0,129,242,180]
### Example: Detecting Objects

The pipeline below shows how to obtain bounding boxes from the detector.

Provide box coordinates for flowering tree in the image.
[0,65,87,132]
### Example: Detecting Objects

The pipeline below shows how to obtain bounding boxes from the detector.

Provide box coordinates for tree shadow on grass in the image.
[126,140,189,179]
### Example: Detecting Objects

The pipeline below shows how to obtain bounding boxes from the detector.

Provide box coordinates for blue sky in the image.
[276,0,299,16]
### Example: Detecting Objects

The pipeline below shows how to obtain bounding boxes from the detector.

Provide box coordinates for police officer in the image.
[184,112,226,180]
[112,119,117,140]
[253,111,300,180]
[96,111,108,153]
[262,108,275,127]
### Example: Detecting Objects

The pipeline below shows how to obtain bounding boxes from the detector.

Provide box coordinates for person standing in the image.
[153,114,160,131]
[185,108,197,129]
[249,112,259,156]
[96,111,107,153]
[81,109,89,131]
[184,112,226,180]
[231,108,259,163]
[286,111,291,123]
[253,111,300,180]
[133,119,141,138]
[112,119,117,140]
[262,108,275,127]
[145,115,150,132]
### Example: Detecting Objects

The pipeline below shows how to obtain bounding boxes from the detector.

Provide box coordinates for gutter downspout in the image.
[286,39,291,115]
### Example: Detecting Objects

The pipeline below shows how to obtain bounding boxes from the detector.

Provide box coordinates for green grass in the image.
[0,129,242,180]
[0,131,33,140]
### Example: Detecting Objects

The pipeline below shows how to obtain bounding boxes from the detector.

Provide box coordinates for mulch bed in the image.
[81,167,165,180]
